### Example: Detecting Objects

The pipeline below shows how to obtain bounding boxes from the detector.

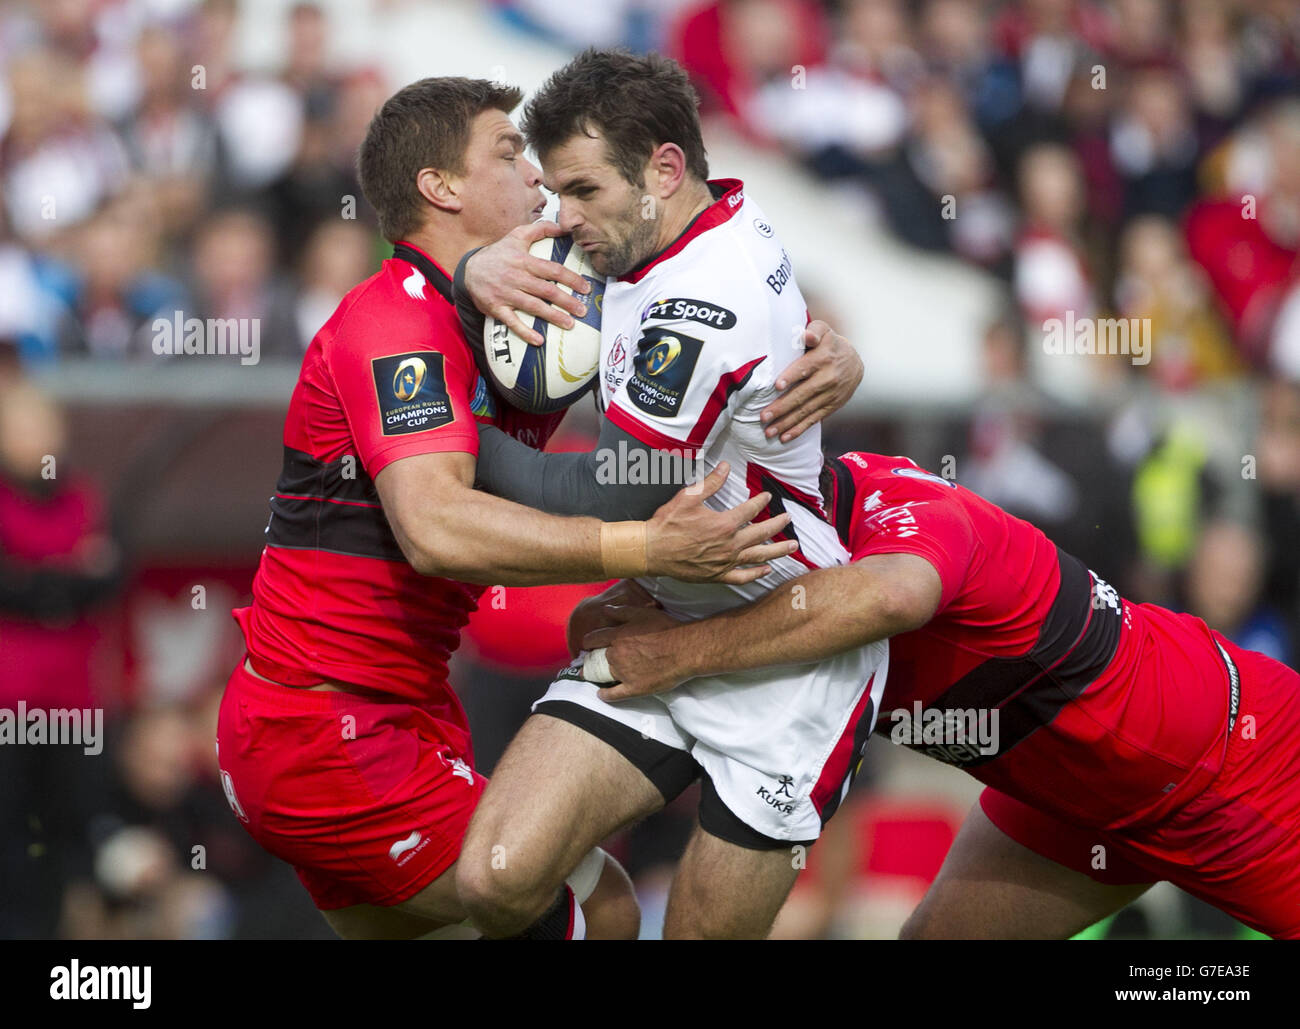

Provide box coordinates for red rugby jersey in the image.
[825,451,1236,829]
[234,242,562,713]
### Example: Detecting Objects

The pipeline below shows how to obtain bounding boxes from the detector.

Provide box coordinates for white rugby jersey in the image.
[597,178,848,619]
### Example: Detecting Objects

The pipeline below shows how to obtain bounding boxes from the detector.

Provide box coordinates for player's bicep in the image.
[373,450,476,572]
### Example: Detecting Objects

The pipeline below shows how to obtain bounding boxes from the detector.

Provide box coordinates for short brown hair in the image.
[522,49,708,187]
[358,77,523,242]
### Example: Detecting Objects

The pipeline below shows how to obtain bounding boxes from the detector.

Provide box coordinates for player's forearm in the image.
[660,566,888,680]
[411,487,608,586]
[647,558,937,683]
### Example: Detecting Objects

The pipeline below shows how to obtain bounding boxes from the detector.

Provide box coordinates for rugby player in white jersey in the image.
[452,50,886,939]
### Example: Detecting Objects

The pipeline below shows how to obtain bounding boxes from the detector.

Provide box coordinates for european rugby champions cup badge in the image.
[626,327,703,418]
[372,352,455,435]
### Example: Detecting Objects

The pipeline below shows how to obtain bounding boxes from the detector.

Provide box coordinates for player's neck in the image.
[400,223,472,279]
[653,179,715,254]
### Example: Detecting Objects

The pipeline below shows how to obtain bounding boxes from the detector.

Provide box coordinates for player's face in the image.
[543,132,658,279]
[459,108,547,244]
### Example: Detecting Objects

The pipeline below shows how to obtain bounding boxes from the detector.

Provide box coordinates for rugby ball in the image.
[482,235,604,414]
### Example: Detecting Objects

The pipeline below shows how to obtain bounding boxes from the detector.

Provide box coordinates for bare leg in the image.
[582,852,641,939]
[321,866,464,939]
[456,714,664,937]
[663,825,802,939]
[900,802,1153,939]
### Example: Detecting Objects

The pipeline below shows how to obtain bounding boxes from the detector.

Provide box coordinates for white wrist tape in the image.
[581,647,616,683]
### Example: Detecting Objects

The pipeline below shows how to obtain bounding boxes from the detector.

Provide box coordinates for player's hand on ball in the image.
[465,220,592,345]
[645,461,797,585]
[761,319,863,442]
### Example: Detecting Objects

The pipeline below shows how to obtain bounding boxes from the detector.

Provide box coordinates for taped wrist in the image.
[600,521,648,577]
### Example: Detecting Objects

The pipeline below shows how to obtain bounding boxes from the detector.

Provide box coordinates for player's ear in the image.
[417,167,463,214]
[648,142,686,200]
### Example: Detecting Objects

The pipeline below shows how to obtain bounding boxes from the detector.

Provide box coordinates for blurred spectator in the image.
[53,197,189,359]
[188,0,303,194]
[1114,215,1241,391]
[1,48,129,244]
[1110,64,1200,221]
[963,315,1082,530]
[837,0,925,94]
[0,380,122,705]
[1238,0,1300,104]
[0,378,123,937]
[904,74,1014,262]
[1184,518,1291,663]
[1013,141,1108,400]
[187,207,297,360]
[1256,379,1300,634]
[290,219,377,353]
[991,0,1111,117]
[25,0,151,123]
[1129,418,1218,603]
[1014,141,1094,323]
[213,75,302,193]
[959,310,1140,581]
[1186,99,1300,365]
[1179,0,1247,140]
[62,705,236,939]
[1109,0,1172,68]
[282,2,338,107]
[264,68,382,262]
[0,233,66,365]
[120,22,219,241]
[61,699,327,939]
[189,0,240,110]
[670,0,828,126]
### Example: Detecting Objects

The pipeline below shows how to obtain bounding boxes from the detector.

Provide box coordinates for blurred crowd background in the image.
[2,0,1298,939]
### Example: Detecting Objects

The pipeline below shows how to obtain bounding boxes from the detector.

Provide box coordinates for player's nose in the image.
[557,199,582,234]
[521,156,543,187]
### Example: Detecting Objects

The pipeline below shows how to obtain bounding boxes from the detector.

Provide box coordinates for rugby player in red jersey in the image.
[215,76,860,940]
[581,451,1300,939]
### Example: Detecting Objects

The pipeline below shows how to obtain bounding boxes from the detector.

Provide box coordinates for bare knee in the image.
[454,844,554,937]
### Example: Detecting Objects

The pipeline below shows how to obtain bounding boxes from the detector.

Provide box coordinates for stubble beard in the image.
[593,197,660,279]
